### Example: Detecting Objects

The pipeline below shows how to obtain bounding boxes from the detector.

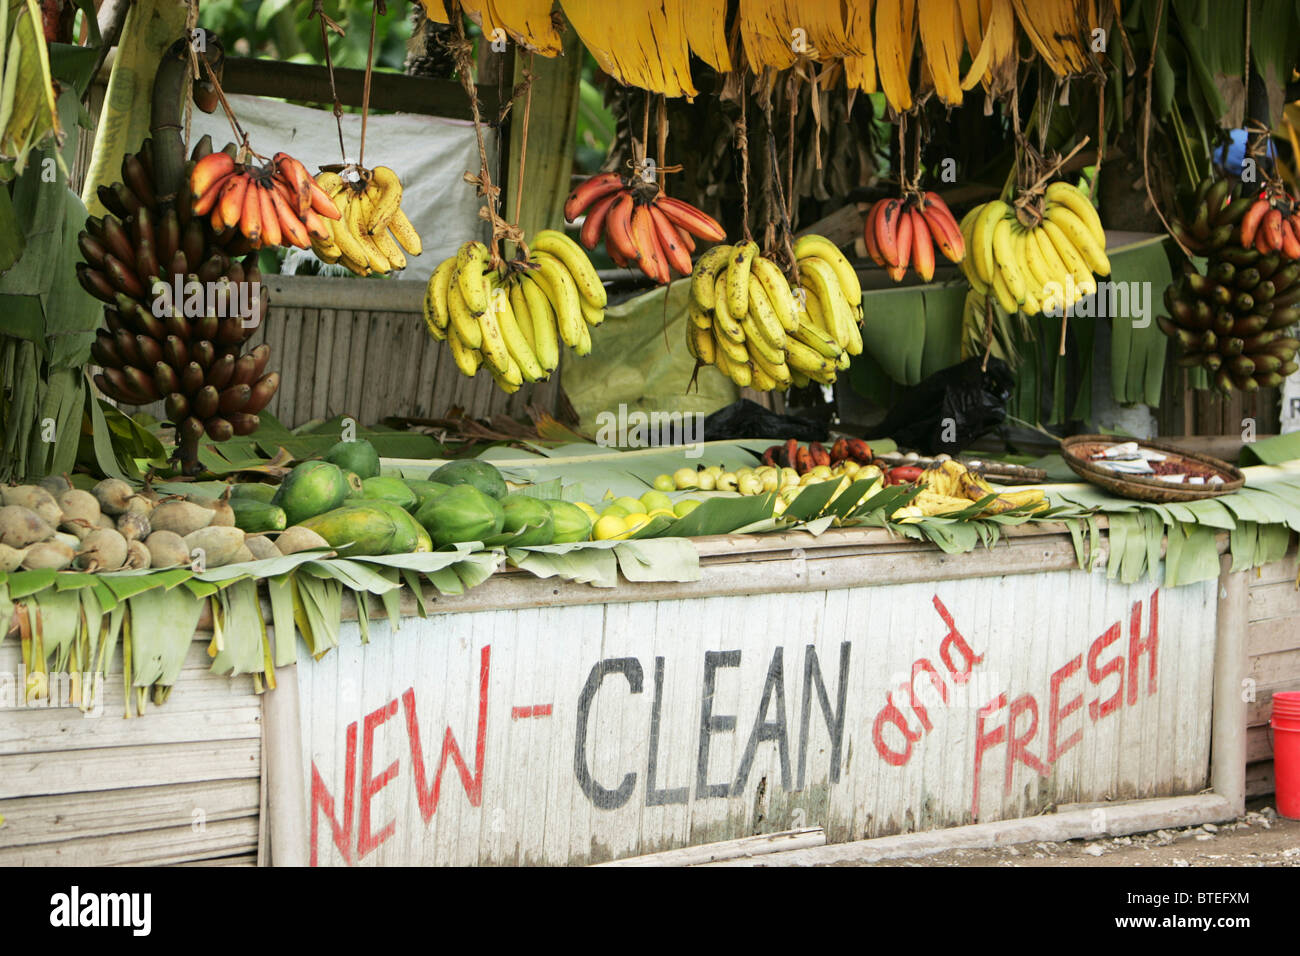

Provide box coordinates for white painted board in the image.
[298,568,1218,866]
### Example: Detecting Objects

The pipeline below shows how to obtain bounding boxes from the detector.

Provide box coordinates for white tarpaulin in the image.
[187,94,494,282]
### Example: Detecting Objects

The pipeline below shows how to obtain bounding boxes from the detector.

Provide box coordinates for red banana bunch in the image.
[864,191,965,282]
[563,171,726,284]
[1238,188,1300,258]
[190,148,341,254]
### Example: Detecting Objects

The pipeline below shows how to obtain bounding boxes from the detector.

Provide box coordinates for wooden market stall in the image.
[4,455,1298,866]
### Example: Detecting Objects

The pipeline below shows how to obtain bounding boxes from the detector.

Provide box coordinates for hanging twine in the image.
[198,48,258,162]
[357,0,381,167]
[736,79,753,242]
[509,53,535,260]
[309,0,348,162]
[449,3,518,266]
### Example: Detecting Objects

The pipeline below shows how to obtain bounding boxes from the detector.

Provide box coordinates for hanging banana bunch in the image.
[685,235,863,390]
[310,165,424,275]
[959,181,1109,317]
[422,229,606,393]
[77,135,291,472]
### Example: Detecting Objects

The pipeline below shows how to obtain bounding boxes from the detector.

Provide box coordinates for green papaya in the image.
[405,479,450,512]
[545,500,592,543]
[229,482,277,503]
[363,499,430,553]
[299,502,424,556]
[415,484,504,548]
[361,476,419,512]
[500,494,554,546]
[427,459,508,499]
[229,498,288,534]
[324,439,381,479]
[272,461,350,526]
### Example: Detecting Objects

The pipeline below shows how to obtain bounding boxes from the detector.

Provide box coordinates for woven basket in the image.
[1061,435,1245,503]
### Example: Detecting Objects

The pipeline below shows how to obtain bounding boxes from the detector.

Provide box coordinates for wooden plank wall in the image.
[0,632,262,866]
[236,275,562,428]
[1245,550,1300,800]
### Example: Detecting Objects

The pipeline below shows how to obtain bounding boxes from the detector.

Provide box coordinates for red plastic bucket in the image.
[1273,691,1300,820]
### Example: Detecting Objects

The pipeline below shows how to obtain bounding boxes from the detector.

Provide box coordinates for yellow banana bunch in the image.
[960,183,1108,318]
[422,231,606,393]
[684,241,801,391]
[1,0,61,183]
[310,165,422,276]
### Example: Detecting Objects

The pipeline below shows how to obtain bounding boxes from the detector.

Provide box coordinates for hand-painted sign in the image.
[298,570,1216,865]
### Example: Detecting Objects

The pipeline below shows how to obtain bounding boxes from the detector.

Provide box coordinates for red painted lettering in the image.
[404,645,490,821]
[1048,655,1083,763]
[357,698,400,860]
[1127,590,1158,705]
[972,693,1007,818]
[1087,623,1124,720]
[933,595,984,684]
[1005,693,1048,792]
[310,720,358,867]
[872,690,922,766]
[907,659,949,732]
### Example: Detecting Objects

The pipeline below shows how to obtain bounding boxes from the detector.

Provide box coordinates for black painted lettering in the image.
[797,642,851,788]
[574,657,643,809]
[733,647,792,795]
[646,656,688,806]
[696,649,741,799]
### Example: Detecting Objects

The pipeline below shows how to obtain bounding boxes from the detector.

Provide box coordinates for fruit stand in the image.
[3,1,1300,867]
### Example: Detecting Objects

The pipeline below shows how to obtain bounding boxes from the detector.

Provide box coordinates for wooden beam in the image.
[219,57,499,120]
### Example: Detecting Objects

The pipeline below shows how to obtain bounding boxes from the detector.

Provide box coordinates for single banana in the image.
[785,337,835,375]
[794,236,862,306]
[792,318,842,359]
[456,241,491,314]
[991,217,1027,303]
[447,281,484,349]
[690,244,733,311]
[725,241,758,318]
[970,200,1009,286]
[531,229,607,308]
[374,226,407,271]
[520,274,560,372]
[745,275,787,349]
[507,279,537,353]
[425,257,456,332]
[750,256,799,332]
[530,254,585,349]
[387,208,424,256]
[711,274,747,344]
[446,325,482,377]
[714,327,750,364]
[367,166,404,231]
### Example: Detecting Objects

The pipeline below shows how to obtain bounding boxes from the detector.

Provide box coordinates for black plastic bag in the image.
[867,357,1014,455]
[703,399,829,442]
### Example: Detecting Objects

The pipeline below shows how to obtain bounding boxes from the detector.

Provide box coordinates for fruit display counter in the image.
[6,444,1298,865]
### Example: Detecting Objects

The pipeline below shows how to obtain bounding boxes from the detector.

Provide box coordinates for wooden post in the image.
[1212,554,1249,816]
[262,663,308,866]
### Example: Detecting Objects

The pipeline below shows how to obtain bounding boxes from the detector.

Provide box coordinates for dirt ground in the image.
[845,800,1300,867]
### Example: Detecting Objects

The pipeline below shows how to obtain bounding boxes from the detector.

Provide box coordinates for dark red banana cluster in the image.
[75,134,283,471]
